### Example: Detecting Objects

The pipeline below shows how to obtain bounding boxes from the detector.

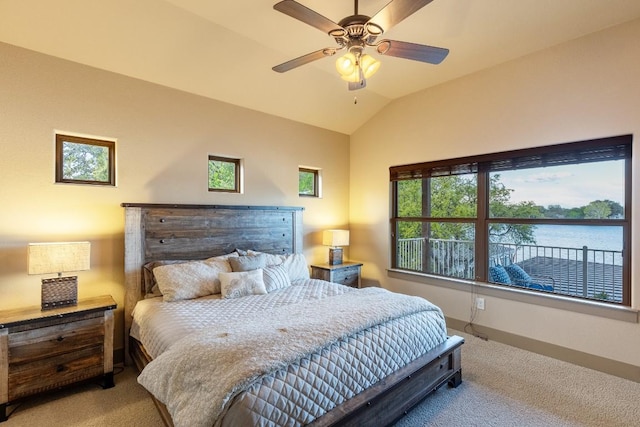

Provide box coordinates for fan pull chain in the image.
[354,96,357,104]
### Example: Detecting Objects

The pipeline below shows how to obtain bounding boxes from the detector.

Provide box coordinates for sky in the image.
[493,160,625,209]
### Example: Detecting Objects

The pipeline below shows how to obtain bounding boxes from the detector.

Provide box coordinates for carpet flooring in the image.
[3,330,639,426]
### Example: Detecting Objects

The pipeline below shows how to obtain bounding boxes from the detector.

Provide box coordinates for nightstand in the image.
[310,262,363,288]
[0,295,116,422]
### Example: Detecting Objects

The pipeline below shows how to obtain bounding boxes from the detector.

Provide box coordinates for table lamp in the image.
[28,242,90,310]
[322,230,349,265]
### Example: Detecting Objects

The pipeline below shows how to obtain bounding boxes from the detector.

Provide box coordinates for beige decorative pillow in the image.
[229,253,267,272]
[219,269,267,299]
[153,259,231,302]
[143,259,185,297]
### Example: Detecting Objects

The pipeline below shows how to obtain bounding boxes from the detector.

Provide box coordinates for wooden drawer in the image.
[333,266,360,287]
[9,317,104,364]
[310,269,330,282]
[0,295,116,422]
[310,263,363,289]
[8,345,104,400]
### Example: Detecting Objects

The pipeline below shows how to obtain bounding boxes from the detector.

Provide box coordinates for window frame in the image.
[298,167,320,197]
[55,133,116,186]
[390,135,632,306]
[208,155,241,193]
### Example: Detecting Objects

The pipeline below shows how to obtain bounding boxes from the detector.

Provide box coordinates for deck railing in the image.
[397,238,623,303]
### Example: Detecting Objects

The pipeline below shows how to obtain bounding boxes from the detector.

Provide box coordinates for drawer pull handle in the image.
[56,336,64,342]
[56,365,65,373]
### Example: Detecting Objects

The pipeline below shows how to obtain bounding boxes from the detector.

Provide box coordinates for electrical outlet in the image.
[476,297,485,310]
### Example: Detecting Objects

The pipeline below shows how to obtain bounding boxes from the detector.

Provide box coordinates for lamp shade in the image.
[28,242,91,275]
[360,54,381,78]
[335,52,357,77]
[322,230,349,247]
[336,53,380,83]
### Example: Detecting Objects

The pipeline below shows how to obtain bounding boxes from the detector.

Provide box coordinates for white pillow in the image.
[245,250,309,281]
[219,269,267,299]
[246,250,286,267]
[153,259,231,302]
[282,253,310,281]
[206,252,240,261]
[263,264,291,292]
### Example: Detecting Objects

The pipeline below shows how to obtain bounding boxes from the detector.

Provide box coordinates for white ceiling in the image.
[2,0,640,134]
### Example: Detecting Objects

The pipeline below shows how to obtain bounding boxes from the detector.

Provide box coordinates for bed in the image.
[123,203,463,427]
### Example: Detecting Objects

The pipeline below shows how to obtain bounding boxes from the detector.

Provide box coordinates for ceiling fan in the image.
[272,0,449,90]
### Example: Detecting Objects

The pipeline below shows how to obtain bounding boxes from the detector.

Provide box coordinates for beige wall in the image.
[0,42,350,352]
[2,17,639,373]
[350,19,640,369]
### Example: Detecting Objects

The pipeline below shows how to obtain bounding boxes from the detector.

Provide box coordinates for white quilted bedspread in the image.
[132,280,447,427]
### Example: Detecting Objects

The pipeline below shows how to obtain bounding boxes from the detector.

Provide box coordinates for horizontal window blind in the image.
[390,135,631,181]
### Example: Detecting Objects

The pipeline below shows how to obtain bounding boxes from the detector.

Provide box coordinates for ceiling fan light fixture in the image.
[360,54,380,78]
[272,0,448,90]
[335,52,357,77]
[340,69,361,83]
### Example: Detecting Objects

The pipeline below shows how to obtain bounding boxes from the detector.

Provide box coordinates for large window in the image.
[390,135,632,306]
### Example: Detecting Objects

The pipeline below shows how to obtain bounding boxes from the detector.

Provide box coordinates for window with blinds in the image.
[390,135,632,306]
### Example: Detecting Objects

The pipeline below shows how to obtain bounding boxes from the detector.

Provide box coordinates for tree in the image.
[429,174,477,241]
[487,174,541,244]
[565,207,584,219]
[541,204,565,218]
[602,199,623,218]
[208,159,236,190]
[62,142,109,181]
[298,170,315,195]
[584,200,612,219]
[396,174,539,244]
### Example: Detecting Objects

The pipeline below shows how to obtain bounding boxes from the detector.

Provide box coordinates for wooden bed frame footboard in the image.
[123,203,464,427]
[130,335,463,427]
[309,335,464,427]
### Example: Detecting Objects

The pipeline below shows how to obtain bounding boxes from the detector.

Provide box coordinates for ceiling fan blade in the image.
[368,0,434,33]
[274,1,345,35]
[273,48,338,73]
[376,40,448,64]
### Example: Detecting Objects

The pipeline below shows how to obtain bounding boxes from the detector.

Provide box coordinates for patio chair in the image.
[488,263,554,292]
[504,263,554,292]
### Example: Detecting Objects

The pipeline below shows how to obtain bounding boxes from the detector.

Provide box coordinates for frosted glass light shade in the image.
[336,53,380,83]
[360,54,380,78]
[28,242,91,275]
[322,230,350,247]
[335,52,357,77]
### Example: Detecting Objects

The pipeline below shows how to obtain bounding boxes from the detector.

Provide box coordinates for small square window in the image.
[299,167,320,197]
[55,134,115,186]
[208,155,241,193]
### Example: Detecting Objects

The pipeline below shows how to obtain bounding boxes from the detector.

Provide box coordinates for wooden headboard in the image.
[121,203,304,346]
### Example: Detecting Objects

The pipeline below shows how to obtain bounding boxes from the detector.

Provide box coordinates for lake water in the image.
[532,224,622,251]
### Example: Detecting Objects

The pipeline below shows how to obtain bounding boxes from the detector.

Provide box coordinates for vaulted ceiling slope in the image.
[2,0,640,134]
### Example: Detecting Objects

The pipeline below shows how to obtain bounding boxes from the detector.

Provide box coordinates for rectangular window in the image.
[299,167,320,197]
[390,135,632,306]
[55,133,115,186]
[208,155,241,193]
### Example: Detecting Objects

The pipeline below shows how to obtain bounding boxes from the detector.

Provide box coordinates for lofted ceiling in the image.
[2,0,640,134]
